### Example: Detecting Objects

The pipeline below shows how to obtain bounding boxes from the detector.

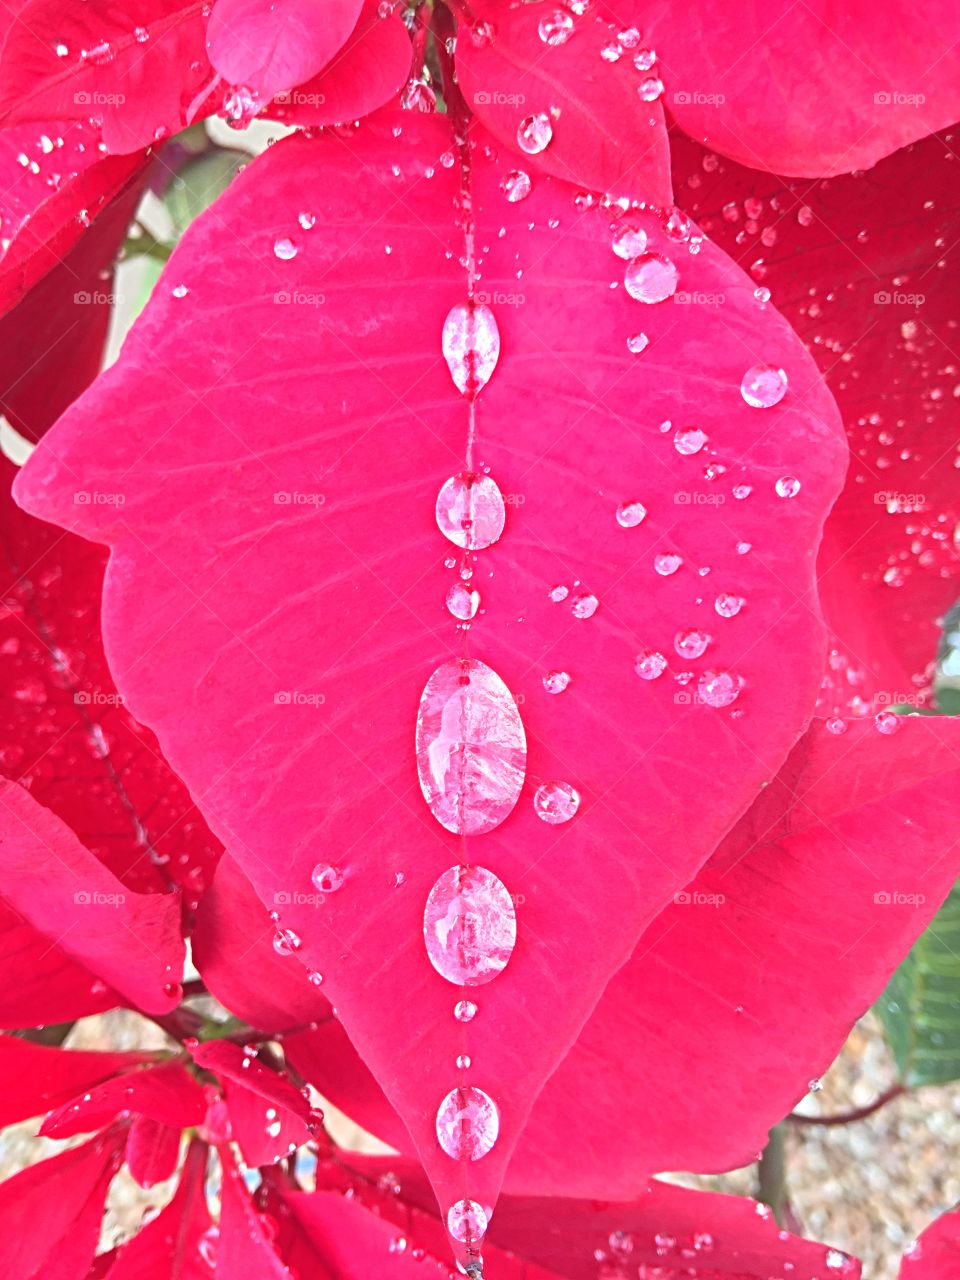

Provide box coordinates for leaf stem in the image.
[788,1083,905,1126]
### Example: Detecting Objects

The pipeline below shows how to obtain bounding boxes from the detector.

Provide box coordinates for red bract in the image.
[0,1036,157,1125]
[40,1058,205,1137]
[14,109,847,1241]
[125,1112,186,1187]
[900,1208,960,1279]
[108,1139,213,1278]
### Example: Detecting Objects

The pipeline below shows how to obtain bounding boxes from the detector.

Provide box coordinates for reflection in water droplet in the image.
[654,552,683,576]
[638,76,664,101]
[825,717,847,735]
[442,302,500,397]
[446,581,481,620]
[775,476,801,498]
[436,473,506,549]
[447,1199,489,1244]
[624,254,678,303]
[674,426,707,456]
[627,332,649,354]
[548,584,569,602]
[616,500,647,527]
[543,670,571,694]
[697,670,741,707]
[714,593,744,618]
[454,999,478,1022]
[311,864,344,894]
[273,237,297,261]
[501,170,532,202]
[571,593,599,618]
[741,364,787,408]
[875,711,899,735]
[436,1086,500,1160]
[517,112,553,154]
[423,865,517,985]
[456,1054,472,1070]
[534,780,580,824]
[612,224,648,260]
[634,47,656,70]
[538,9,574,44]
[635,650,667,680]
[675,629,710,659]
[416,658,526,835]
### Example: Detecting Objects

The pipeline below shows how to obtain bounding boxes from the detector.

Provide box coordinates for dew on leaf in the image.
[697,670,741,708]
[446,581,481,620]
[501,170,532,202]
[424,865,517,986]
[741,363,788,407]
[454,999,478,1022]
[624,254,679,303]
[436,473,506,550]
[654,552,683,576]
[435,1086,500,1160]
[447,1198,489,1244]
[674,426,707,456]
[616,499,647,527]
[442,302,500,397]
[538,10,574,44]
[534,780,581,824]
[543,670,571,694]
[775,476,801,498]
[517,112,553,155]
[311,863,343,894]
[635,649,667,680]
[612,224,648,260]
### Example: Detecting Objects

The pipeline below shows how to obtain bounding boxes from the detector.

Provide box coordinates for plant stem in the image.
[788,1083,905,1126]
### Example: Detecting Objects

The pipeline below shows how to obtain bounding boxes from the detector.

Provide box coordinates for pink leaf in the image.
[15,112,845,1241]
[206,0,364,104]
[40,1058,206,1138]
[126,1113,185,1187]
[0,780,185,1013]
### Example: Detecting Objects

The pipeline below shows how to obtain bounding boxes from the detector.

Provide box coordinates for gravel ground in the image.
[2,1011,956,1277]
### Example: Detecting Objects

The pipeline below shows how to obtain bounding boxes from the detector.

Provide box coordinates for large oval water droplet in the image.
[435,1086,500,1160]
[416,658,526,834]
[442,302,500,397]
[624,254,678,303]
[517,112,553,154]
[740,363,787,408]
[447,1199,489,1244]
[423,865,517,985]
[436,473,506,550]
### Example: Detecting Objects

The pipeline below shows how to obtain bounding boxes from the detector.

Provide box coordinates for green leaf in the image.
[165,148,247,238]
[876,881,960,1085]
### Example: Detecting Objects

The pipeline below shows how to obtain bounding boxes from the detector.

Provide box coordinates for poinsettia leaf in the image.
[40,1058,206,1137]
[0,780,184,1012]
[215,1144,299,1280]
[0,1129,125,1280]
[900,1207,960,1279]
[125,1113,185,1187]
[15,112,845,1236]
[0,0,212,153]
[0,900,118,1027]
[1,460,223,903]
[0,1035,157,1126]
[651,0,960,176]
[206,0,364,104]
[264,0,411,127]
[457,0,672,204]
[110,1138,213,1278]
[668,128,960,711]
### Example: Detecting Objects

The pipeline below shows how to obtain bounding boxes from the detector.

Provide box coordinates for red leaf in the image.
[457,0,671,203]
[40,1058,205,1138]
[1,458,223,903]
[126,1113,184,1187]
[0,780,185,1013]
[651,0,960,176]
[0,1036,156,1126]
[191,1040,312,1166]
[110,1139,214,1278]
[0,901,116,1027]
[0,0,212,152]
[901,1208,960,1280]
[264,0,411,127]
[215,1145,297,1280]
[206,0,363,104]
[0,1129,125,1280]
[15,112,845,1238]
[669,129,960,709]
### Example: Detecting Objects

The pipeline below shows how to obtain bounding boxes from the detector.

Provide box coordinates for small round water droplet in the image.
[741,364,787,408]
[501,170,531,202]
[307,969,324,986]
[548,584,569,602]
[797,205,814,227]
[826,717,847,735]
[517,112,553,155]
[714,593,743,618]
[775,476,801,498]
[534,780,580,824]
[454,999,478,1022]
[600,40,622,62]
[543,670,571,694]
[424,865,517,985]
[675,629,710,659]
[571,593,598,618]
[436,473,506,549]
[697,670,741,708]
[624,253,678,303]
[635,650,667,680]
[616,499,647,528]
[456,1054,472,1070]
[638,76,663,101]
[273,238,297,261]
[733,483,753,500]
[627,332,649,354]
[446,581,481,620]
[654,552,683,576]
[436,1086,500,1160]
[633,47,656,70]
[674,426,707,456]
[538,9,574,44]
[875,711,899,734]
[298,211,316,230]
[612,224,648,260]
[447,1199,489,1244]
[311,864,343,894]
[273,927,301,955]
[172,283,189,298]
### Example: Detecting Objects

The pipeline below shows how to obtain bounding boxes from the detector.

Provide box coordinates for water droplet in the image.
[436,473,506,549]
[298,211,316,230]
[714,593,743,618]
[534,780,580,824]
[442,302,500,397]
[447,1199,489,1244]
[633,47,656,70]
[875,711,899,735]
[741,364,787,408]
[273,927,301,956]
[797,205,814,227]
[172,283,189,298]
[638,76,664,101]
[733,483,753,500]
[423,865,517,985]
[311,864,344,894]
[624,253,678,303]
[626,332,649,354]
[446,581,481,620]
[454,999,478,1022]
[775,476,801,498]
[675,629,710,659]
[825,717,847,735]
[436,1086,499,1161]
[266,1117,282,1137]
[635,650,667,680]
[307,970,324,986]
[674,426,707,456]
[616,499,647,528]
[273,237,297,261]
[501,170,531,202]
[570,593,598,618]
[697,670,741,708]
[654,552,683,576]
[612,224,648,259]
[538,9,574,44]
[456,1054,472,1070]
[548,584,569,602]
[416,658,526,835]
[600,41,621,62]
[517,112,553,155]
[543,670,571,694]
